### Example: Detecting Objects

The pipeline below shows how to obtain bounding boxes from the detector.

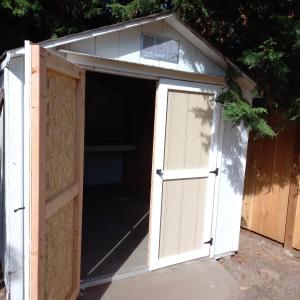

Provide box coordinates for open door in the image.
[30,45,85,300]
[149,79,222,270]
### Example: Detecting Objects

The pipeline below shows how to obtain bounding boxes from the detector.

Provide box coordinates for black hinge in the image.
[156,169,164,176]
[209,168,219,176]
[204,238,213,246]
[0,88,4,114]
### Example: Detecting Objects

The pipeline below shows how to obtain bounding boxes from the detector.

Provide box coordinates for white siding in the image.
[0,71,4,269]
[214,121,249,256]
[67,20,225,77]
[3,56,25,299]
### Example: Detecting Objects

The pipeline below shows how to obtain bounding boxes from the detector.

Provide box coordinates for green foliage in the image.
[0,0,299,136]
[1,0,41,16]
[217,68,276,138]
[108,0,165,21]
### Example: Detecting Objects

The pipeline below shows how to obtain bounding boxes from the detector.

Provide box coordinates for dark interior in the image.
[81,71,156,280]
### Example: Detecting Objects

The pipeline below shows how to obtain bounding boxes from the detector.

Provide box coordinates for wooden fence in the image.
[242,118,300,250]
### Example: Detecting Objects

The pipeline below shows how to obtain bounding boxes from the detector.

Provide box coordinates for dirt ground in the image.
[219,228,300,300]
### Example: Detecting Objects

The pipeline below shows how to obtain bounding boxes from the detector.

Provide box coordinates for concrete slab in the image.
[79,259,242,300]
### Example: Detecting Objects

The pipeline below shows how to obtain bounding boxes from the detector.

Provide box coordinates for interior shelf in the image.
[85,145,136,152]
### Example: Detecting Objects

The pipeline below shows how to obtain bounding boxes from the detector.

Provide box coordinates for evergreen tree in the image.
[1,0,299,137]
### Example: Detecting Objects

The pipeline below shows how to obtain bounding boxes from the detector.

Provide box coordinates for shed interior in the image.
[81,71,156,280]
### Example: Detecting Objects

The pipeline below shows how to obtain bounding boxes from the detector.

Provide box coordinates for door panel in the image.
[164,90,213,170]
[148,79,222,270]
[159,178,208,259]
[30,45,85,300]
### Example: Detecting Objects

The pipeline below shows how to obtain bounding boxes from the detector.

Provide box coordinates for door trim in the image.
[148,78,223,271]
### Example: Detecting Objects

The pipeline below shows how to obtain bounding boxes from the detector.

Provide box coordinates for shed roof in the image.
[39,12,255,89]
[9,12,255,89]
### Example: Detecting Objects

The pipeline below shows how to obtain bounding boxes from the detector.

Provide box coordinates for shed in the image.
[0,12,255,300]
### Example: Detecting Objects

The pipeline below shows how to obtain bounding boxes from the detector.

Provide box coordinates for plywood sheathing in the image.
[45,70,77,201]
[45,199,75,300]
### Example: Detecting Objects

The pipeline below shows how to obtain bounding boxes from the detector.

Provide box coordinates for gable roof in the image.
[7,12,255,89]
[39,12,255,89]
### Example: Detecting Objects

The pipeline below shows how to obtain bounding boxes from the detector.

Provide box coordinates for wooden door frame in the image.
[148,78,224,271]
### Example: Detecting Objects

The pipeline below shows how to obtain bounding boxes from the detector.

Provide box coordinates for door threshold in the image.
[80,266,149,289]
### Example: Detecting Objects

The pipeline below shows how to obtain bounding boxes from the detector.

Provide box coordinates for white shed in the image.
[0,12,254,300]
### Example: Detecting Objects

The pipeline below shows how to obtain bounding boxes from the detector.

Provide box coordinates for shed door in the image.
[149,79,222,270]
[30,45,85,300]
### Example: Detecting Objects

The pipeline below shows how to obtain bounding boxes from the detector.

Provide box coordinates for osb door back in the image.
[242,118,298,244]
[30,45,85,300]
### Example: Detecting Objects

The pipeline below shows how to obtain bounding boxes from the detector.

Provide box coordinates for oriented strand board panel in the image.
[46,70,77,200]
[164,90,213,170]
[159,178,208,259]
[44,198,75,300]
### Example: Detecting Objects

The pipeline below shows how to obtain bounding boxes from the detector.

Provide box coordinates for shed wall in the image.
[61,20,225,77]
[3,56,25,299]
[0,70,4,269]
[214,121,249,256]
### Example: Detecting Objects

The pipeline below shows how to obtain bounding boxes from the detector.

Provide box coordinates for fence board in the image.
[242,119,299,246]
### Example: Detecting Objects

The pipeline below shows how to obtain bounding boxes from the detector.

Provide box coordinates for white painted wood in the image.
[24,40,32,300]
[40,13,174,49]
[69,38,96,55]
[119,27,141,63]
[57,20,225,77]
[60,50,225,86]
[158,169,209,180]
[96,32,119,58]
[209,104,225,258]
[156,246,210,269]
[148,79,223,271]
[20,12,254,89]
[213,121,249,256]
[148,82,168,271]
[0,64,5,272]
[4,55,25,300]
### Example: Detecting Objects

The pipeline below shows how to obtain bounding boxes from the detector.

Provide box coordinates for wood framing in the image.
[30,44,85,300]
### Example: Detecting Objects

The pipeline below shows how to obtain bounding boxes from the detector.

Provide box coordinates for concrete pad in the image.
[79,259,241,300]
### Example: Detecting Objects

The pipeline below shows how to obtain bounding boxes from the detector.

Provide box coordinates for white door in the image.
[149,79,223,270]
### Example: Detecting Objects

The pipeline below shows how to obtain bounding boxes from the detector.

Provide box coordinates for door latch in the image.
[156,169,164,176]
[209,168,219,176]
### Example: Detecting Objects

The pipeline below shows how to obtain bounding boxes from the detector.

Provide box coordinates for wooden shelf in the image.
[85,145,136,152]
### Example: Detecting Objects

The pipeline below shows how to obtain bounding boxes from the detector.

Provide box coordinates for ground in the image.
[0,264,4,300]
[219,229,300,300]
[1,229,300,299]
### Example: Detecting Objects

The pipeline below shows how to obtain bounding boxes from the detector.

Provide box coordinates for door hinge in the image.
[209,168,219,176]
[0,88,4,114]
[156,169,164,176]
[204,238,213,246]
